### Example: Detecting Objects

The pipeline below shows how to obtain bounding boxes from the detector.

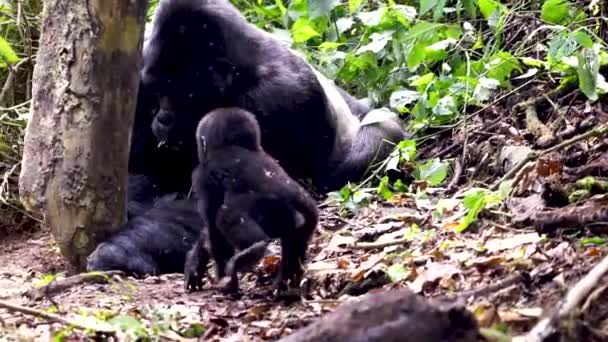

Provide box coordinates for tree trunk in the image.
[19,0,149,269]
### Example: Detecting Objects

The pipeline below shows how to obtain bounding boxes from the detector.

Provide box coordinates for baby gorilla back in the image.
[184,108,318,295]
[87,197,202,277]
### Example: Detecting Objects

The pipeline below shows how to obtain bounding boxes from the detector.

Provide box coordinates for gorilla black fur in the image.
[87,196,202,277]
[184,108,319,295]
[140,0,407,191]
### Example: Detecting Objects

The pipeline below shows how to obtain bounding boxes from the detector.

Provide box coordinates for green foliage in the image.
[457,181,512,232]
[387,263,408,282]
[413,158,448,186]
[328,183,373,213]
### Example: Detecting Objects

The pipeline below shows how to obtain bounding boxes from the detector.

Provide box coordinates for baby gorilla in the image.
[184,107,319,295]
[87,196,202,277]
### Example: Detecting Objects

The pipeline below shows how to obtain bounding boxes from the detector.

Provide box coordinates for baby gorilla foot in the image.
[184,240,210,292]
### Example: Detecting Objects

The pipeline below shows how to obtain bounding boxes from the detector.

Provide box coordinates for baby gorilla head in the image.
[196,107,261,159]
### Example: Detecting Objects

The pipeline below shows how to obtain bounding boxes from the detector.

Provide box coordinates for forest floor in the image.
[1,99,608,341]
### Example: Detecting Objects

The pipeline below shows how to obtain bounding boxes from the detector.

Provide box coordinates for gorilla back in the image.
[87,197,202,277]
[141,0,407,190]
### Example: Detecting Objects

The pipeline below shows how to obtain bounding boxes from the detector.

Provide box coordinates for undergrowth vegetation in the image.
[0,0,606,232]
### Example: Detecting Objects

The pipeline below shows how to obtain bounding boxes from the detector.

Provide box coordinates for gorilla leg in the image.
[215,202,271,293]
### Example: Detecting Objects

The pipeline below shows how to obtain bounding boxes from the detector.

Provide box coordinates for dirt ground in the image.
[1,193,607,341]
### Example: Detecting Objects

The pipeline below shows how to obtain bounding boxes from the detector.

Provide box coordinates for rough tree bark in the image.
[19,1,149,269]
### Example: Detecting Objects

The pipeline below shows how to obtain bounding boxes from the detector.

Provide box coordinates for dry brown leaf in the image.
[407,262,460,293]
[484,233,541,253]
[351,252,387,280]
[327,234,356,252]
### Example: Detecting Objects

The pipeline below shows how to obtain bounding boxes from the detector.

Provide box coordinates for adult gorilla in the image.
[139,0,407,192]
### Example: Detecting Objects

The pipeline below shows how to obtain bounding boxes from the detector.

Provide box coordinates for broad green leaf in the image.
[336,17,355,33]
[390,89,421,109]
[0,36,18,65]
[541,0,570,24]
[356,31,395,55]
[473,77,500,103]
[432,95,456,116]
[109,315,144,332]
[577,45,600,102]
[392,5,417,23]
[319,42,342,52]
[397,140,417,162]
[478,0,501,20]
[410,72,436,90]
[415,158,448,186]
[407,42,426,69]
[291,19,321,43]
[357,9,384,26]
[349,0,363,14]
[574,31,594,49]
[486,51,521,84]
[462,0,477,18]
[432,0,448,21]
[457,191,486,232]
[548,32,578,62]
[387,264,408,282]
[308,0,339,19]
[378,176,393,200]
[419,0,438,17]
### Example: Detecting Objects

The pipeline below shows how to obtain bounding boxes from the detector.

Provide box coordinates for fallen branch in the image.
[0,300,115,334]
[525,254,608,342]
[25,271,124,300]
[491,124,608,190]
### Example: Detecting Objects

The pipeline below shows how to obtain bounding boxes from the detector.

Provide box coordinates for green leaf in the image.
[457,191,486,232]
[0,36,19,65]
[574,31,594,48]
[432,95,456,116]
[291,19,321,43]
[349,0,363,14]
[577,45,600,102]
[581,237,607,246]
[387,264,408,282]
[378,176,393,200]
[548,32,578,62]
[419,0,438,17]
[357,9,384,26]
[407,42,426,69]
[389,89,421,109]
[541,0,570,24]
[478,0,500,20]
[356,31,395,55]
[319,42,342,52]
[397,140,417,162]
[462,0,477,18]
[109,315,144,332]
[308,0,339,19]
[410,72,435,91]
[415,158,448,186]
